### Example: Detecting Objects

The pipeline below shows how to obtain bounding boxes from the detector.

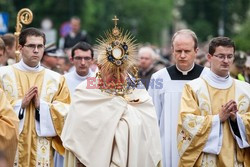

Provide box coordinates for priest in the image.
[148,29,208,167]
[177,37,250,166]
[0,27,70,166]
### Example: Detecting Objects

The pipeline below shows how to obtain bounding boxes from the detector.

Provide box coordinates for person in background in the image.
[0,38,7,66]
[63,16,91,49]
[244,54,250,83]
[230,50,247,81]
[40,18,57,45]
[63,48,75,72]
[57,56,72,74]
[1,33,16,65]
[41,44,60,71]
[138,46,158,89]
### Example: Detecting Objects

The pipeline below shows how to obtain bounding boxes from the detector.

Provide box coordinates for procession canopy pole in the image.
[14,8,33,62]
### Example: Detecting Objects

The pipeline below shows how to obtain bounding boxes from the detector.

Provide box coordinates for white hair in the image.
[138,47,156,60]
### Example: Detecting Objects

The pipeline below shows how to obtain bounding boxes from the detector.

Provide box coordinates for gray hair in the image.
[138,46,156,60]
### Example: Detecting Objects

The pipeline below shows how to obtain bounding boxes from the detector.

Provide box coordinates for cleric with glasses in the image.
[23,44,45,51]
[213,53,234,61]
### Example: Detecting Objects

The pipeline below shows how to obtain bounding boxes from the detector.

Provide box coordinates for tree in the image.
[80,0,173,45]
[9,0,173,45]
[179,0,250,42]
[234,20,250,52]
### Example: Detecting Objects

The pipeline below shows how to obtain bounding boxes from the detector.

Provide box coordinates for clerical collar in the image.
[176,63,195,75]
[74,70,93,81]
[14,59,44,72]
[203,70,233,89]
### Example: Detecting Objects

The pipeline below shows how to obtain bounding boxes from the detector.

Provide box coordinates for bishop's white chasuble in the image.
[62,81,162,167]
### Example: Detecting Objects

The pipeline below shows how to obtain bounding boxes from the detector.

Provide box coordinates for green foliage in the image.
[179,0,250,42]
[234,20,250,52]
[5,0,250,47]
[80,0,173,45]
[191,19,213,42]
[7,0,172,45]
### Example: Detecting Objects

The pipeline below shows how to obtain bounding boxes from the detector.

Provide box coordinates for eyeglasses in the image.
[213,54,234,61]
[74,56,92,61]
[24,44,45,50]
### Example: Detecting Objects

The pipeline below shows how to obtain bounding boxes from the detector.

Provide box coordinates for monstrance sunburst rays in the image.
[95,16,139,96]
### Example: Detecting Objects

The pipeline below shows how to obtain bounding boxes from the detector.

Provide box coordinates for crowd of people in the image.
[0,16,249,167]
